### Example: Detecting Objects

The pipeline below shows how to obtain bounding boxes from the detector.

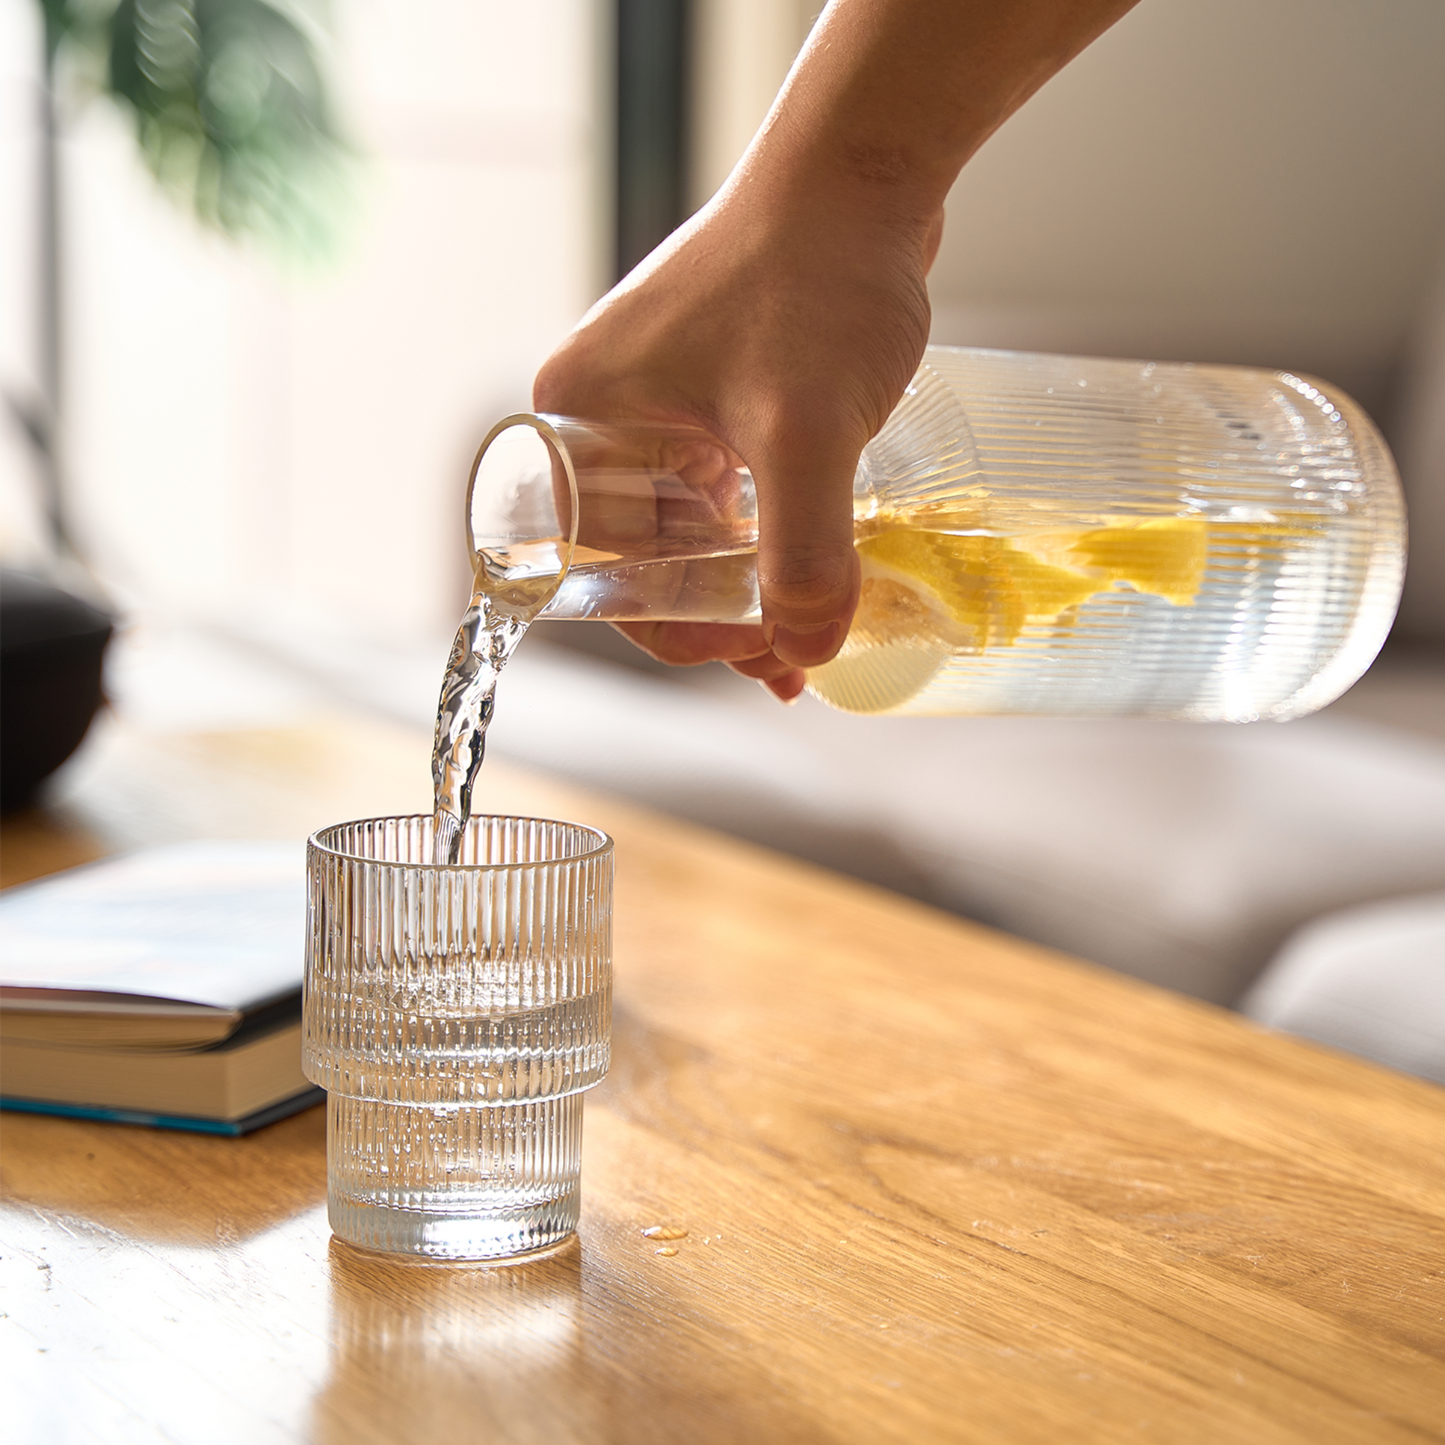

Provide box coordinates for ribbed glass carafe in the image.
[465,346,1406,721]
[810,348,1405,719]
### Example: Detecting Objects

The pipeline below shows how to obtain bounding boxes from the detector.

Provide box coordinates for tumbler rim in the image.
[306,814,614,872]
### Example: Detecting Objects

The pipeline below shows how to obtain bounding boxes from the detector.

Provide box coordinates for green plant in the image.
[12,0,350,554]
[39,0,349,255]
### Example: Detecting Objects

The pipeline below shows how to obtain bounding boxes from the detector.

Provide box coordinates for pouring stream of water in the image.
[431,587,529,864]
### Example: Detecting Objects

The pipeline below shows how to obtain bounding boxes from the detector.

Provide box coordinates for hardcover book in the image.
[0,841,321,1134]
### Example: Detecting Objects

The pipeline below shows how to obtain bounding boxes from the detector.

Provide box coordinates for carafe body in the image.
[467,346,1405,721]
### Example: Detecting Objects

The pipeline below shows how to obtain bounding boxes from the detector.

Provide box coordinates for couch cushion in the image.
[489,643,1445,1005]
[1240,894,1445,1085]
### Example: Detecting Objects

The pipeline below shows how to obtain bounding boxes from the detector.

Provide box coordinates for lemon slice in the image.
[1067,516,1208,606]
[806,629,952,714]
[857,529,1100,647]
[806,548,955,712]
[811,528,1105,713]
[856,530,998,647]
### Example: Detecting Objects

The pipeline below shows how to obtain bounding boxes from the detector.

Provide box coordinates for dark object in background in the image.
[1,569,112,812]
[615,0,692,278]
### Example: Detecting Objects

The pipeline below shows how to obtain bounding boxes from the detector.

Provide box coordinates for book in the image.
[0,841,321,1133]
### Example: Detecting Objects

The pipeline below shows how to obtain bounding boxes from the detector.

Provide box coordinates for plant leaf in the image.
[99,0,351,258]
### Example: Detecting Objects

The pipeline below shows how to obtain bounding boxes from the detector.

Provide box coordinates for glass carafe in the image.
[466,346,1405,720]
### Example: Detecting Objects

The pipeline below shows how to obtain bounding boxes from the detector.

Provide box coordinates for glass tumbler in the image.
[302,815,613,1261]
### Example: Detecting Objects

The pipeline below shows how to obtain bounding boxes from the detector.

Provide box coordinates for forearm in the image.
[537,0,1141,688]
[733,0,1140,238]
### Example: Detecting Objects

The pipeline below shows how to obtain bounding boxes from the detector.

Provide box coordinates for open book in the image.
[0,842,320,1133]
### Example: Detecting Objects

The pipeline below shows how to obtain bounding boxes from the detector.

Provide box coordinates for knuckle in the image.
[759,546,856,611]
[753,398,865,463]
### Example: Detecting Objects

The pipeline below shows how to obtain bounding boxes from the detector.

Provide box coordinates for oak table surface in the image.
[2,713,1443,1444]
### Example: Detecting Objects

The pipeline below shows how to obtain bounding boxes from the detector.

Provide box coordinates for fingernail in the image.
[769,621,842,668]
[759,678,802,706]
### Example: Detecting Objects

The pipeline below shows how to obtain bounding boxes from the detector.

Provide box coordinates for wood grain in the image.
[3,714,1443,1443]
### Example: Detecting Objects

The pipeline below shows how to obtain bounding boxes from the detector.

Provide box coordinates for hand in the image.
[535,174,941,700]
[533,0,1137,700]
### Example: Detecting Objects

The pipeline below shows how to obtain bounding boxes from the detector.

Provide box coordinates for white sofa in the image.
[489,641,1445,1013]
[1242,893,1445,1084]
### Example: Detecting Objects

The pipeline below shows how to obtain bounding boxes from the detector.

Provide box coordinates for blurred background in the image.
[1,0,604,653]
[3,1,1443,1058]
[4,0,1443,659]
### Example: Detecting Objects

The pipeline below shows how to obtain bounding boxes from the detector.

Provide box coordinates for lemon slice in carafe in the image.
[856,528,1101,646]
[808,527,1100,713]
[1065,516,1208,606]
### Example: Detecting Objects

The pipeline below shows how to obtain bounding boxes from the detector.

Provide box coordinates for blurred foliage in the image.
[38,0,352,261]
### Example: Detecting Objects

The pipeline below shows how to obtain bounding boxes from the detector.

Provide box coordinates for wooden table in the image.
[3,712,1444,1443]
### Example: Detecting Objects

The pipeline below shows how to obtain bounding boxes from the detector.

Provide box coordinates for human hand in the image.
[533,0,1137,700]
[535,172,940,700]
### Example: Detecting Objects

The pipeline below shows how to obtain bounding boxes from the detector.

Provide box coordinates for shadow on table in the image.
[314,1238,605,1444]
[0,1102,327,1245]
[314,1229,833,1445]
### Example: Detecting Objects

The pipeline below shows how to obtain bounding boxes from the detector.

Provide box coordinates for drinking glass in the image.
[303,815,612,1261]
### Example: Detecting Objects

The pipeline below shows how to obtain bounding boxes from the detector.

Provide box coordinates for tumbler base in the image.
[325,1092,583,1261]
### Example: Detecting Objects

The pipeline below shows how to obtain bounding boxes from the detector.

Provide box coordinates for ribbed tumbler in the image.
[303,815,612,1261]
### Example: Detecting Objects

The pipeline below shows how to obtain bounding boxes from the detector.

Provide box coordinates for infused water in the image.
[468,348,1403,721]
[803,351,1403,719]
[808,503,1383,718]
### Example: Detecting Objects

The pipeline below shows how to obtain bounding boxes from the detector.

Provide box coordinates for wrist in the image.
[721,7,970,257]
[723,128,947,270]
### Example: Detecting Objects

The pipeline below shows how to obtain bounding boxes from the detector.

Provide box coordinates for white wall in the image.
[1,0,605,646]
[0,0,49,567]
[927,0,1445,418]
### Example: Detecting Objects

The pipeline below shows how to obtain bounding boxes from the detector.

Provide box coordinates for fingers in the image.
[612,620,773,666]
[610,621,807,704]
[751,425,861,669]
[760,671,807,703]
[730,655,807,702]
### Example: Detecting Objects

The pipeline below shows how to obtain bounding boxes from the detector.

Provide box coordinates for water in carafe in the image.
[465,347,1404,726]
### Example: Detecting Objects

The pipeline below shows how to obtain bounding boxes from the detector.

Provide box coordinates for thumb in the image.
[751,429,861,669]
